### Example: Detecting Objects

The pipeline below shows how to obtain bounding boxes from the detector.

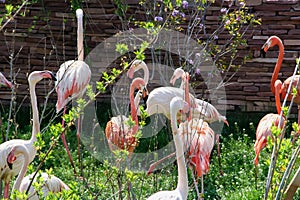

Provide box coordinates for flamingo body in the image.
[55,60,91,112]
[145,86,197,120]
[105,78,146,156]
[254,113,285,165]
[105,115,137,154]
[18,172,69,199]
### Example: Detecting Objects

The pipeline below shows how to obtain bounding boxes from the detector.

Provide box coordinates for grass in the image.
[2,107,300,199]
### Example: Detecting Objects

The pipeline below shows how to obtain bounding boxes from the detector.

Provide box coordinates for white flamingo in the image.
[147,97,189,200]
[55,8,91,174]
[170,68,228,125]
[0,71,55,199]
[13,172,69,200]
[0,144,29,199]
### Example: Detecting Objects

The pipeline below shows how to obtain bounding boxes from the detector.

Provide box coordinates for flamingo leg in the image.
[216,134,223,176]
[190,167,200,199]
[200,174,204,200]
[147,152,176,175]
[4,182,9,199]
[61,106,77,176]
[76,115,82,176]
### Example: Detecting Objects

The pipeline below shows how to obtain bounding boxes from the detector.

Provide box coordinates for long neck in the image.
[29,81,39,143]
[77,13,84,61]
[141,64,149,85]
[275,82,282,115]
[270,41,284,94]
[183,73,192,121]
[130,83,139,132]
[170,110,188,198]
[12,146,30,192]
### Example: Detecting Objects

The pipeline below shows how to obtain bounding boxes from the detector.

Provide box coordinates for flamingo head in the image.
[7,147,17,170]
[127,60,145,79]
[76,8,83,18]
[28,70,56,84]
[170,68,184,85]
[261,36,282,54]
[0,72,13,88]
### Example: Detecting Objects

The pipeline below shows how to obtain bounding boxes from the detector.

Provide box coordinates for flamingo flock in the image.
[0,6,296,197]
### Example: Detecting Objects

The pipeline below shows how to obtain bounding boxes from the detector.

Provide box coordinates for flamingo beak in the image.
[127,67,135,79]
[260,48,266,58]
[224,119,229,126]
[43,71,57,81]
[141,86,148,98]
[5,80,13,89]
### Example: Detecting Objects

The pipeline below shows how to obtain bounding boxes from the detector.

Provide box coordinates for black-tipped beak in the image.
[260,48,266,58]
[142,87,148,98]
[49,71,57,81]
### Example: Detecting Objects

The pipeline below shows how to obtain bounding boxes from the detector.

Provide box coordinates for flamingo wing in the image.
[105,115,137,154]
[254,113,284,165]
[186,118,215,177]
[55,60,91,112]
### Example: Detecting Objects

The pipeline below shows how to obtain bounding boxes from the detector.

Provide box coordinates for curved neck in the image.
[270,41,284,94]
[140,64,149,85]
[130,83,139,132]
[170,108,188,198]
[12,145,30,192]
[77,13,84,61]
[183,73,192,121]
[29,80,40,143]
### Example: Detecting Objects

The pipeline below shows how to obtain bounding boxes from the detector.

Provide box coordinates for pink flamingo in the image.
[254,79,285,166]
[105,78,146,157]
[147,97,189,200]
[262,36,300,128]
[0,72,13,88]
[127,60,149,108]
[171,68,227,175]
[55,8,91,174]
[13,172,69,199]
[0,70,55,199]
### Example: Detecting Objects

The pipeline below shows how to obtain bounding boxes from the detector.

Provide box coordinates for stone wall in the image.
[0,0,299,114]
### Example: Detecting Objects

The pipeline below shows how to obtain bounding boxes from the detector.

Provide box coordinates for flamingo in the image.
[127,60,149,109]
[0,144,29,199]
[12,172,69,199]
[105,78,146,157]
[0,72,13,88]
[143,85,199,121]
[254,79,285,166]
[146,96,189,200]
[170,68,228,125]
[8,144,69,199]
[0,70,56,199]
[55,8,91,174]
[261,36,300,127]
